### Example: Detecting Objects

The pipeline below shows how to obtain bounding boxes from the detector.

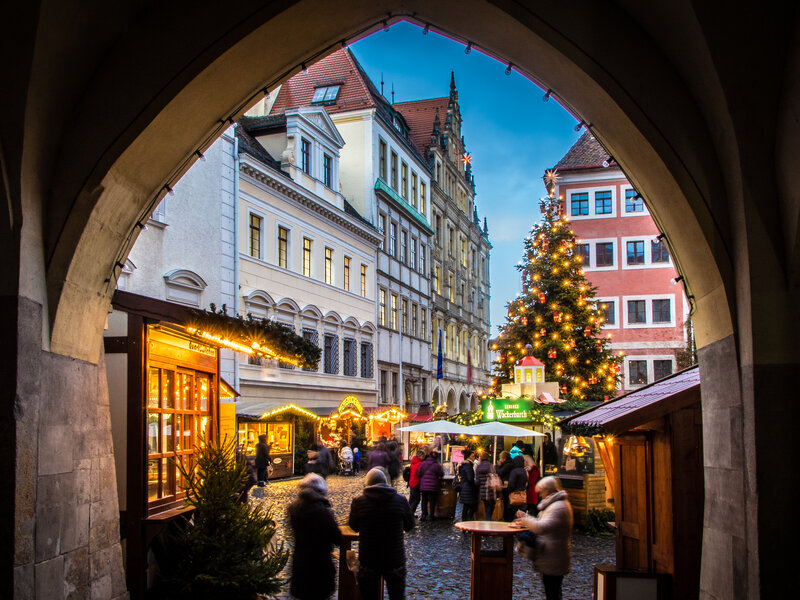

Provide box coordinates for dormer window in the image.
[311,85,341,104]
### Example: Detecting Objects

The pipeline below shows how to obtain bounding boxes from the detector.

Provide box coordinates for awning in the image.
[236,400,322,421]
[406,402,433,423]
[220,377,239,399]
[364,406,407,421]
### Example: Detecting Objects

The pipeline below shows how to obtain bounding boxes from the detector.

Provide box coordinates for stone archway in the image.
[4,2,798,598]
[446,389,457,414]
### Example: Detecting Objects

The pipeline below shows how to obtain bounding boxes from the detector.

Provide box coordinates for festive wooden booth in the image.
[322,395,369,447]
[105,290,318,596]
[366,406,407,441]
[559,366,703,600]
[236,402,322,478]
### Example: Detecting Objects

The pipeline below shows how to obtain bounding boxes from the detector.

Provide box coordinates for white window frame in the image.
[621,184,650,217]
[579,238,617,271]
[247,209,267,262]
[567,185,617,220]
[275,221,292,270]
[620,235,673,270]
[624,354,676,389]
[622,294,676,328]
[593,296,620,330]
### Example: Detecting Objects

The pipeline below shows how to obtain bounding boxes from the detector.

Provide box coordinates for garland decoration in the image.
[186,304,321,370]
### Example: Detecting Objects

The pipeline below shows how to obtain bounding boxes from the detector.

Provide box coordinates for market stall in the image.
[366,406,407,441]
[321,395,369,448]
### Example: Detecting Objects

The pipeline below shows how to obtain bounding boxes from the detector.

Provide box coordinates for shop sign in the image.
[481,398,531,422]
[338,395,363,415]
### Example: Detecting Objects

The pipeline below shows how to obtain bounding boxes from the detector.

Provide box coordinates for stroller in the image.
[338,445,354,476]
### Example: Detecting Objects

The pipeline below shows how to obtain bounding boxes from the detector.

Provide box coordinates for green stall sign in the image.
[481,398,532,422]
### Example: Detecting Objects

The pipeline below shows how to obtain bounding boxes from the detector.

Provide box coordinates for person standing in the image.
[524,445,541,515]
[415,450,444,521]
[287,473,342,600]
[348,468,414,600]
[367,442,390,472]
[254,435,272,486]
[513,477,573,600]
[475,453,497,520]
[505,454,528,520]
[353,446,361,474]
[316,441,334,477]
[539,433,559,472]
[408,450,424,517]
[457,450,478,521]
[386,441,401,485]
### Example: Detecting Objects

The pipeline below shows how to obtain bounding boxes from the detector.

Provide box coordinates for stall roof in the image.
[558,365,700,436]
[236,400,323,421]
[220,377,239,399]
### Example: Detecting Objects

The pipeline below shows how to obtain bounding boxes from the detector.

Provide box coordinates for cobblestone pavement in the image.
[251,473,614,599]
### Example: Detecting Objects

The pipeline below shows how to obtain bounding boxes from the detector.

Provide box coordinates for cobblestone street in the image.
[251,473,614,599]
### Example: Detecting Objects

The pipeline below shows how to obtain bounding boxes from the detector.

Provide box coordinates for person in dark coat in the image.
[505,455,528,520]
[386,441,401,484]
[458,449,478,521]
[348,468,414,600]
[367,442,390,472]
[495,450,513,519]
[415,451,444,520]
[254,435,272,486]
[539,433,559,471]
[287,474,342,600]
[475,453,497,520]
[316,441,334,477]
[304,446,325,477]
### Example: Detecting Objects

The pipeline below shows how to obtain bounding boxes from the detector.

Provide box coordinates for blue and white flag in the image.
[436,329,444,380]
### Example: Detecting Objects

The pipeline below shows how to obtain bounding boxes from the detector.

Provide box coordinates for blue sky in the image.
[351,21,582,333]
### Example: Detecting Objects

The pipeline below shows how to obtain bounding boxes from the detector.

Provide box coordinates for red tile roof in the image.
[393,97,449,154]
[553,132,616,171]
[559,365,700,435]
[517,356,544,367]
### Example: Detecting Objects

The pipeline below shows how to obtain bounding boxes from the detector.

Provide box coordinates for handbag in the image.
[487,472,503,494]
[267,464,274,476]
[491,497,504,521]
[509,489,527,505]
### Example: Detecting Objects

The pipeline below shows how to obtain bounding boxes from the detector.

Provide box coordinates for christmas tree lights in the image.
[491,182,620,402]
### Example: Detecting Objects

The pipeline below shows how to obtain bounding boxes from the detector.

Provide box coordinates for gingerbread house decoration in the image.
[514,355,545,384]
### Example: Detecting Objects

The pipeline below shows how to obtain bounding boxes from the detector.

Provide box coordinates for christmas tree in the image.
[492,174,620,402]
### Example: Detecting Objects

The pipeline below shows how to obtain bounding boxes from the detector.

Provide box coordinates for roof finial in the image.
[380,72,384,96]
[449,71,457,103]
[432,107,440,133]
[391,83,395,104]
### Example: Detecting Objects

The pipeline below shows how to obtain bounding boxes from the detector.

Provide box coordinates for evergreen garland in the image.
[492,191,621,402]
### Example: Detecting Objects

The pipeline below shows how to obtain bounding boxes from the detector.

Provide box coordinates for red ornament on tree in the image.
[570,339,576,348]
[521,316,528,326]
[540,328,546,336]
[584,325,592,336]
[596,340,603,352]
[589,375,598,385]
[560,384,568,394]
[538,293,546,303]
[548,348,557,359]
[553,313,562,323]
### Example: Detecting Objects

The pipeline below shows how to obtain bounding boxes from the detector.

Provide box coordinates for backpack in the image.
[402,465,411,483]
[453,464,463,494]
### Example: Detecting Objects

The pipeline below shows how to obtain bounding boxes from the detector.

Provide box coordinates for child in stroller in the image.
[338,444,354,476]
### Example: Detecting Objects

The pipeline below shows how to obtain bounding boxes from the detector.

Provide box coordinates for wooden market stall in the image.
[559,366,703,600]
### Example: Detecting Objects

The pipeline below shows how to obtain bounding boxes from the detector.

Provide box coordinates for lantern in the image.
[548,348,557,359]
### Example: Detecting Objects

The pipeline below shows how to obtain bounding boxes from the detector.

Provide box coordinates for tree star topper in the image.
[462,152,472,166]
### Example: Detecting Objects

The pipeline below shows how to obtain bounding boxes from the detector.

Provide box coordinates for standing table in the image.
[454,521,523,600]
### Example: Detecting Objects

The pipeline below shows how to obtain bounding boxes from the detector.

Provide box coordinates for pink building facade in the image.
[551,133,688,393]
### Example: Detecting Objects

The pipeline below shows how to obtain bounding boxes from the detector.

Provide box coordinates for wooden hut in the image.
[559,366,703,600]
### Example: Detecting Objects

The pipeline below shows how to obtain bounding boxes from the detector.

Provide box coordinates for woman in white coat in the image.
[513,476,573,600]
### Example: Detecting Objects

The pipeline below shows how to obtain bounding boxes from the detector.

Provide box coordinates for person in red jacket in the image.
[407,450,424,517]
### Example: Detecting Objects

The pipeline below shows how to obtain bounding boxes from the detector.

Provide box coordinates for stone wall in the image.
[13,298,127,599]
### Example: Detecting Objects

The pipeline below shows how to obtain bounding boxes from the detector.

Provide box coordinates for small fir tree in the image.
[492,180,620,402]
[162,437,289,599]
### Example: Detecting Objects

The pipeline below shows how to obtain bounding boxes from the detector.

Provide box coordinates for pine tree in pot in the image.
[158,437,289,599]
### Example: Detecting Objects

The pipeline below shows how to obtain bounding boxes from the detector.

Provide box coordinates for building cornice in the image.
[240,160,382,247]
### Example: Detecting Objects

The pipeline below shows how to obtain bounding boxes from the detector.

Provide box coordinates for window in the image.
[629,360,648,386]
[146,368,213,507]
[323,154,332,188]
[421,309,427,342]
[411,303,418,336]
[323,334,339,374]
[277,226,288,268]
[458,282,464,306]
[379,289,386,326]
[391,294,398,330]
[151,200,166,223]
[343,338,357,376]
[392,372,399,404]
[596,242,615,267]
[448,226,455,256]
[652,239,669,263]
[652,299,671,323]
[420,181,427,214]
[380,370,387,400]
[654,359,673,381]
[461,238,467,267]
[434,265,441,295]
[311,85,341,104]
[360,264,367,297]
[626,241,645,265]
[410,237,417,272]
[576,243,590,265]
[628,300,647,324]
[324,247,334,284]
[435,214,442,245]
[379,140,387,181]
[571,192,589,216]
[448,273,454,302]
[301,139,311,174]
[379,214,386,251]
[595,190,612,214]
[391,151,398,189]
[360,342,373,378]
[389,222,397,257]
[600,301,616,325]
[401,299,408,333]
[400,230,407,264]
[625,189,644,213]
[420,244,426,274]
[302,237,312,277]
[411,173,418,207]
[401,162,408,199]
[302,328,319,372]
[343,256,351,290]
[249,214,262,259]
